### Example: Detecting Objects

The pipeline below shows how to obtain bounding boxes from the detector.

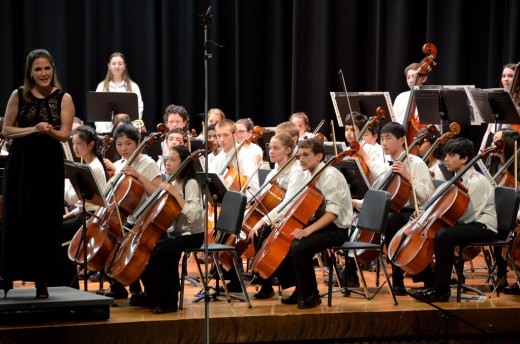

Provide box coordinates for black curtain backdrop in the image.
[1,0,519,139]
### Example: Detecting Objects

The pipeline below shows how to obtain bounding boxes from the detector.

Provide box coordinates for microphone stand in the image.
[200,6,213,344]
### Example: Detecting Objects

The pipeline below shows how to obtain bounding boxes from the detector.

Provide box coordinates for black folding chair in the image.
[179,190,251,309]
[455,186,520,303]
[326,189,396,307]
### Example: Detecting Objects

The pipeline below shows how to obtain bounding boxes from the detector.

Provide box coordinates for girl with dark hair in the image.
[139,145,204,313]
[103,123,162,300]
[62,125,108,288]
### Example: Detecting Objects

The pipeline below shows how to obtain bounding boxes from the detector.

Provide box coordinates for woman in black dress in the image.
[1,49,74,298]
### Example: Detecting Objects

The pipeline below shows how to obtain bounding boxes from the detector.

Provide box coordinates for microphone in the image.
[200,5,213,26]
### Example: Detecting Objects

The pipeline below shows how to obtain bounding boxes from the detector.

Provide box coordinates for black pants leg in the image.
[141,233,204,308]
[434,223,495,291]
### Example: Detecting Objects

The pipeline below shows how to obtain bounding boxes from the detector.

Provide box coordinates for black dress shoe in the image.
[129,291,148,306]
[504,283,520,295]
[392,286,407,296]
[254,287,275,299]
[281,290,300,305]
[414,288,451,302]
[151,304,178,314]
[297,293,322,309]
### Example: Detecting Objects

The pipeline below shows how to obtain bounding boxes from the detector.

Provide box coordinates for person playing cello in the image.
[485,128,520,294]
[271,138,353,309]
[393,62,428,126]
[103,123,162,300]
[247,133,309,299]
[414,137,497,302]
[344,112,386,184]
[139,145,204,313]
[352,122,434,295]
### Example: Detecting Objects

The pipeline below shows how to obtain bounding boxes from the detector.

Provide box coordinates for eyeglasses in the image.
[236,130,249,134]
[167,120,184,125]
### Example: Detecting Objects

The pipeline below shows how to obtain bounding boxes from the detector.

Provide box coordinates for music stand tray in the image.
[86,92,138,122]
[196,172,228,205]
[332,157,370,200]
[64,161,106,208]
[330,92,395,127]
[414,85,477,126]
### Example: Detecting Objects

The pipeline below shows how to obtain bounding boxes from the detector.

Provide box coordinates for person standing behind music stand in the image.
[1,49,74,298]
[96,52,143,119]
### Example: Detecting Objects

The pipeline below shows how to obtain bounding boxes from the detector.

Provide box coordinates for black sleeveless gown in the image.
[0,88,65,285]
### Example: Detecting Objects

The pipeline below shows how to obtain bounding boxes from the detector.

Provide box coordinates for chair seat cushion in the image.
[185,244,236,253]
[333,242,381,250]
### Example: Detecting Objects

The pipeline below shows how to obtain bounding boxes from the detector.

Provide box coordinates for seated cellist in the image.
[208,118,259,195]
[138,145,204,313]
[247,133,309,299]
[414,137,497,302]
[268,138,353,309]
[352,122,434,295]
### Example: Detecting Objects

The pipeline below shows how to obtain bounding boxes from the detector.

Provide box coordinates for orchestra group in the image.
[1,48,520,315]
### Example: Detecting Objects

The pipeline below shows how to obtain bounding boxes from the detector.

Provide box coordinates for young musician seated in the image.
[352,122,434,295]
[417,129,446,180]
[102,124,162,300]
[62,126,108,288]
[209,119,259,196]
[247,133,309,299]
[344,111,386,184]
[414,137,497,302]
[274,138,353,309]
[207,119,259,292]
[290,112,314,140]
[156,128,186,173]
[139,146,204,313]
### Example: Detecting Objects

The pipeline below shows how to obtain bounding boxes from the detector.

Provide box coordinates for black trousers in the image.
[434,222,495,289]
[287,224,348,299]
[141,232,204,308]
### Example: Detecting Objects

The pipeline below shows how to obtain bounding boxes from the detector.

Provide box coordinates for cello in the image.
[387,141,504,275]
[371,125,438,212]
[402,43,438,153]
[251,143,360,279]
[68,130,166,271]
[105,149,204,285]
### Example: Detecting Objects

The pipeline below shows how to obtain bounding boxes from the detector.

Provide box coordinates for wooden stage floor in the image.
[1,255,520,344]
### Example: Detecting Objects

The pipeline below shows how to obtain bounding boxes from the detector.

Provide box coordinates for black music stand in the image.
[86,92,138,133]
[332,157,370,200]
[414,85,476,128]
[330,92,395,127]
[195,172,230,302]
[465,87,520,132]
[64,161,107,291]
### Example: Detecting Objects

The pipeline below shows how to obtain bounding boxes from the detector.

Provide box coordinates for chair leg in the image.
[507,250,520,285]
[232,252,252,308]
[378,252,398,305]
[352,252,370,299]
[213,254,231,302]
[179,251,189,310]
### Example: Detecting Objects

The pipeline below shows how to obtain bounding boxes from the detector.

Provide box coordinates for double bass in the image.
[105,150,204,285]
[402,43,438,153]
[251,144,360,279]
[68,131,165,271]
[387,141,503,275]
